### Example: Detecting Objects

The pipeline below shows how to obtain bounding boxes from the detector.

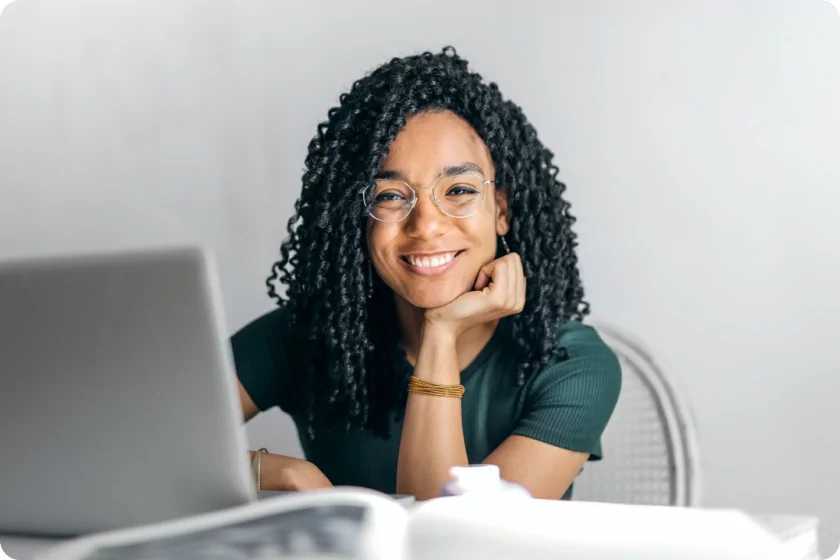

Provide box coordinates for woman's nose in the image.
[404,192,447,240]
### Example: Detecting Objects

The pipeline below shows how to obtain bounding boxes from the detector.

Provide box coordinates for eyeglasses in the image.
[362,172,492,223]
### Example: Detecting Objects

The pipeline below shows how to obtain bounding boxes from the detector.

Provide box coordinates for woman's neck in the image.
[394,295,498,372]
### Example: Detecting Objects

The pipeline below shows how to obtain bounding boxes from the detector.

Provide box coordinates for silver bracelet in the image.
[251,448,269,491]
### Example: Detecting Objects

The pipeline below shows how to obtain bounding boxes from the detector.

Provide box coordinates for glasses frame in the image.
[361,173,494,223]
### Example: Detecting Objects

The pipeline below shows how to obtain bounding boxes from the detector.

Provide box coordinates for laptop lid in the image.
[0,246,255,537]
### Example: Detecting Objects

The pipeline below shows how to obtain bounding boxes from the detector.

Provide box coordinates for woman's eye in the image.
[375,192,405,203]
[447,186,478,196]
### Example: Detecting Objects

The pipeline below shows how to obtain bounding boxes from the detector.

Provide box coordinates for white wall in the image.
[1,0,838,554]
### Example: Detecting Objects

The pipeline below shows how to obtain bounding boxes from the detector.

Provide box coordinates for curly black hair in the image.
[266,46,588,439]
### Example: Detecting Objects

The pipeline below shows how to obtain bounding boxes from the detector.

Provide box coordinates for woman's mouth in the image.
[399,250,464,276]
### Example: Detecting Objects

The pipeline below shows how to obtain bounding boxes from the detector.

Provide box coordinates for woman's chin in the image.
[402,291,462,311]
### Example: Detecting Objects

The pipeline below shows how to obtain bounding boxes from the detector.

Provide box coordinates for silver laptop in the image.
[0,246,256,537]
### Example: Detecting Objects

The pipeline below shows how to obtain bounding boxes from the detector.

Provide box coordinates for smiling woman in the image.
[230,47,622,501]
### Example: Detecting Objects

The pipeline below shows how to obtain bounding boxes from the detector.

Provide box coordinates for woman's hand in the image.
[255,453,334,491]
[424,252,526,341]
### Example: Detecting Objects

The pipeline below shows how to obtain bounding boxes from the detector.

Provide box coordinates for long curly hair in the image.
[266,46,588,439]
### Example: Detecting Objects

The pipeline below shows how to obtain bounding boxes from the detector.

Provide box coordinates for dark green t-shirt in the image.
[231,307,621,498]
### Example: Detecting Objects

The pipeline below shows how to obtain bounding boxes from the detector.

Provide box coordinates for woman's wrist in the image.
[421,319,460,346]
[416,321,461,385]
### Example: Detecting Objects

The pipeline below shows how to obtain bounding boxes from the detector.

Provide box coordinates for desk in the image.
[1,513,821,560]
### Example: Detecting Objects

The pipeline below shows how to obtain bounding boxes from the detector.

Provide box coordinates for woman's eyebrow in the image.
[373,163,485,182]
[373,170,403,181]
[440,162,485,178]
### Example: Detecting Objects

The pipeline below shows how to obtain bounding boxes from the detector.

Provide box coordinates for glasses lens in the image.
[365,180,414,222]
[434,174,486,218]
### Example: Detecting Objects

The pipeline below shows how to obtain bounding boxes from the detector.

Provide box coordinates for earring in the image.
[367,260,374,300]
[501,235,511,254]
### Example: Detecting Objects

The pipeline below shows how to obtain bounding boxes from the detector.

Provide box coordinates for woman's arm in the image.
[396,326,468,500]
[486,325,622,499]
[397,254,526,500]
[484,436,589,499]
[247,450,333,491]
[238,381,261,422]
[239,381,333,491]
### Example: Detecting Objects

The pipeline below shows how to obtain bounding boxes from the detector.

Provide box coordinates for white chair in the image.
[573,320,701,507]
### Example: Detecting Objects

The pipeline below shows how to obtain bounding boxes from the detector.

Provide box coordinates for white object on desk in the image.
[408,498,792,560]
[753,515,821,560]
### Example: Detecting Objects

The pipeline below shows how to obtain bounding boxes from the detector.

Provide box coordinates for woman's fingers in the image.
[507,253,519,309]
[463,253,527,324]
[477,254,525,317]
[513,253,526,312]
[486,259,507,300]
[474,265,492,291]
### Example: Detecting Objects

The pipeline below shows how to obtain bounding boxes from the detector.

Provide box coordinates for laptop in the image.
[0,246,256,537]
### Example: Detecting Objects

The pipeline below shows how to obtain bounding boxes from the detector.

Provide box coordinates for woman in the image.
[232,47,621,501]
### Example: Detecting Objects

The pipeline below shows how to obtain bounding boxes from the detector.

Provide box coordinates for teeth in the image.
[406,252,456,268]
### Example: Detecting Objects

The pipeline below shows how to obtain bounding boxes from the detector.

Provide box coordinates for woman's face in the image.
[366,110,509,310]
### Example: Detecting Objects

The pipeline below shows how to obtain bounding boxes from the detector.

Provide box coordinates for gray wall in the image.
[1,0,838,554]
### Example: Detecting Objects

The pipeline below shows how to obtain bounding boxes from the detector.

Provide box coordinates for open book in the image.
[35,490,406,560]
[35,488,795,560]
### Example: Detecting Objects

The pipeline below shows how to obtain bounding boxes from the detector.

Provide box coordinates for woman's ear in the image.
[495,187,510,236]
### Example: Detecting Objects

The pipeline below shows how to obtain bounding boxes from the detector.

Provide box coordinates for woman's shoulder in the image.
[527,319,622,391]
[556,320,618,361]
[230,305,297,367]
[232,305,292,342]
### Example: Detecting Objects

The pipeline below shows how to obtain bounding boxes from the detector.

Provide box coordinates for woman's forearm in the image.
[247,451,300,490]
[396,325,469,500]
[248,452,333,491]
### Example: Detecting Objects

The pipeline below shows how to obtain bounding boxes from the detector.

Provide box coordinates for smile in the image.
[399,250,464,276]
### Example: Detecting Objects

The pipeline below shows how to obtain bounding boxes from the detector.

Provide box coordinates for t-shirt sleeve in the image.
[229,306,297,415]
[511,321,622,461]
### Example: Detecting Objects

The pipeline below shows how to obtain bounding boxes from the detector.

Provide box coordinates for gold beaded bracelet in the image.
[408,375,465,399]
